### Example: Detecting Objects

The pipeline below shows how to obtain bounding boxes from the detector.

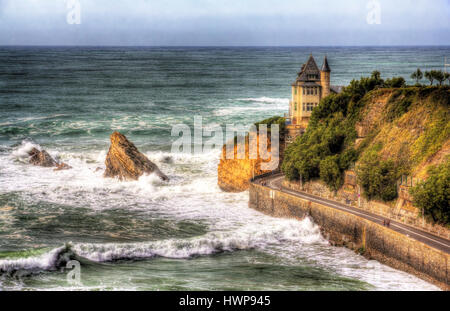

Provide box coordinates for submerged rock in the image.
[104,132,169,181]
[161,156,174,164]
[27,147,72,171]
[54,162,72,171]
[28,148,57,167]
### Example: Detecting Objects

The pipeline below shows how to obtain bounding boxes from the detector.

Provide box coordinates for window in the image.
[305,103,318,111]
[303,88,305,95]
[294,102,297,111]
[295,88,297,95]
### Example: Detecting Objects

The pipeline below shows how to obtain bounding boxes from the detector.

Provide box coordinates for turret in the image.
[320,56,331,98]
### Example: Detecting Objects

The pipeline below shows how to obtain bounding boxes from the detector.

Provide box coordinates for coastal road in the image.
[256,175,450,254]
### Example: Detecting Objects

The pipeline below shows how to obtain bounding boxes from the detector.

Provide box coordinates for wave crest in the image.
[0,218,323,274]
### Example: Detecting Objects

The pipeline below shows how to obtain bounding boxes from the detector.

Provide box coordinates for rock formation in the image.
[54,162,72,171]
[28,148,57,167]
[104,132,169,181]
[218,132,284,192]
[27,148,72,171]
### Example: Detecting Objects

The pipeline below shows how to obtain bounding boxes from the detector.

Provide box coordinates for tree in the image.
[424,71,434,85]
[411,162,449,225]
[445,72,450,85]
[410,68,423,85]
[356,149,399,202]
[432,70,445,86]
[371,70,381,81]
[319,155,343,191]
[385,76,406,88]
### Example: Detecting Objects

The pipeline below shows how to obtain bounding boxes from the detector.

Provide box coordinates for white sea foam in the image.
[0,245,68,273]
[74,218,324,261]
[0,141,441,290]
[11,140,41,160]
[0,218,322,271]
[237,97,289,104]
[214,97,288,116]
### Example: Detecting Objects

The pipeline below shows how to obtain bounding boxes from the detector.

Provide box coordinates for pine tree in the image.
[410,68,423,85]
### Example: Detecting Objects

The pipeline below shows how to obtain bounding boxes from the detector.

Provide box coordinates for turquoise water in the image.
[0,47,447,291]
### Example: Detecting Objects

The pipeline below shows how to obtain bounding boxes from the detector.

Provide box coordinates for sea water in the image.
[0,46,448,291]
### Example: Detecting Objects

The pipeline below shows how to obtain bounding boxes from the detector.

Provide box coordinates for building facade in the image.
[286,55,341,143]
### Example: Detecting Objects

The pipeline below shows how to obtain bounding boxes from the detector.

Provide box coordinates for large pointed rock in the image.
[104,132,169,181]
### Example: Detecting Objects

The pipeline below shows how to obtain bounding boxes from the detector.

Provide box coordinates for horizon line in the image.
[1,44,450,48]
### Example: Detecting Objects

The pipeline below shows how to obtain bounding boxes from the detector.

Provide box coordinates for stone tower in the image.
[320,56,331,98]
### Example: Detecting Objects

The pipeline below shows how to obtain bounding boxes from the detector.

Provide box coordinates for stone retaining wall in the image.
[283,178,450,240]
[249,183,450,290]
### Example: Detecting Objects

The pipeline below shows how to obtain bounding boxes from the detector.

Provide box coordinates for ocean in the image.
[0,46,448,291]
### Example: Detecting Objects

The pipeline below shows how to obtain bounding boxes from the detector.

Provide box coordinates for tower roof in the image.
[296,54,320,82]
[321,56,331,72]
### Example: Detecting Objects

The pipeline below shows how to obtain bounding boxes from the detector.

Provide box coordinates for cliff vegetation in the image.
[282,72,449,225]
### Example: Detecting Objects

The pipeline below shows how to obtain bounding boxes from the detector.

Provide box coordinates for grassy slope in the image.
[357,87,449,179]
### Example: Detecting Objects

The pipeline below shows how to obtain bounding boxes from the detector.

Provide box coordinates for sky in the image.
[0,0,449,46]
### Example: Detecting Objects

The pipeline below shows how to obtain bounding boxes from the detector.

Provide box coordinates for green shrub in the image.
[411,162,450,226]
[388,97,412,121]
[254,116,286,137]
[319,155,343,191]
[356,145,399,202]
[384,77,406,88]
[385,89,414,121]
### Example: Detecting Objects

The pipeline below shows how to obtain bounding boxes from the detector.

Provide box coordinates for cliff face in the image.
[218,132,284,192]
[356,88,449,178]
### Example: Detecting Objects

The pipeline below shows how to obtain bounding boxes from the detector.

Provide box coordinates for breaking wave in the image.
[0,245,73,275]
[214,97,288,116]
[237,97,289,104]
[0,218,324,274]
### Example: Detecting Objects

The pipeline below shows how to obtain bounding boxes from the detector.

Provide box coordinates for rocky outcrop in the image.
[218,132,284,192]
[54,162,72,171]
[27,148,72,171]
[104,132,169,181]
[28,148,57,167]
